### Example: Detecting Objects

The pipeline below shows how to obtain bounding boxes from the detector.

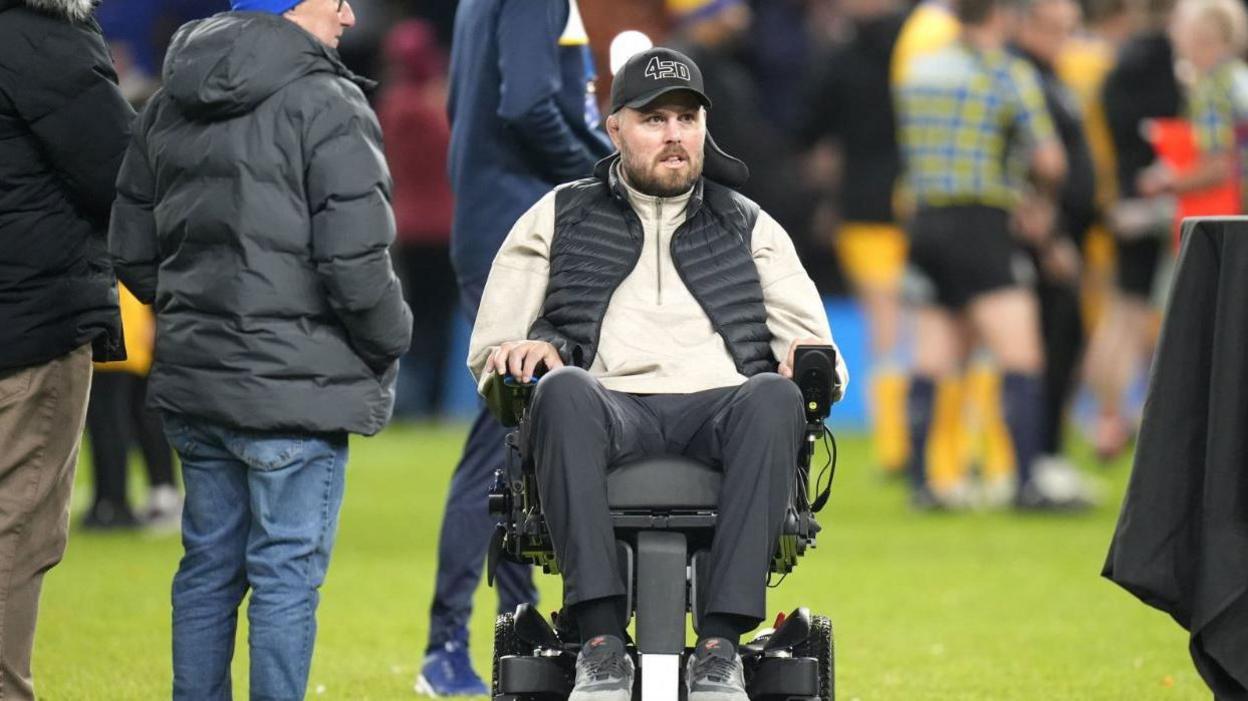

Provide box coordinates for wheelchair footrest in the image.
[746,655,820,699]
[497,655,572,697]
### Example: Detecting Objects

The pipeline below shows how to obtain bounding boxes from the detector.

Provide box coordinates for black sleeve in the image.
[305,85,414,372]
[1102,64,1151,198]
[109,109,160,303]
[11,26,134,224]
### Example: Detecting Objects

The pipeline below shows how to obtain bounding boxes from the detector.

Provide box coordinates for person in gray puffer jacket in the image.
[108,0,412,698]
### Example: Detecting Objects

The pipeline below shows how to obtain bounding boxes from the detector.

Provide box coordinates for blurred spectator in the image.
[748,0,816,131]
[669,0,819,287]
[896,0,1092,510]
[109,1,412,697]
[0,0,133,697]
[84,285,180,531]
[1011,0,1101,487]
[1143,0,1248,205]
[94,0,170,78]
[1082,0,1181,461]
[377,20,456,419]
[799,0,909,477]
[95,0,226,90]
[105,41,161,106]
[892,0,1017,505]
[1057,0,1134,212]
[1055,0,1133,368]
[420,0,613,695]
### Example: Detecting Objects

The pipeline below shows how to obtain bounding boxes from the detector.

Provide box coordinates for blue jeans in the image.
[162,413,349,701]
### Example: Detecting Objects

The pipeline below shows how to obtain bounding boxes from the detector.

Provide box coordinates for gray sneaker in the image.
[686,638,748,701]
[569,635,634,701]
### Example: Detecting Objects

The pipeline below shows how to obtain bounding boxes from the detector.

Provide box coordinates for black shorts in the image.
[907,205,1032,310]
[1116,237,1163,300]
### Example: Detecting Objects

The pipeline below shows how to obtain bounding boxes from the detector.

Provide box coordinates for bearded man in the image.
[466,47,847,701]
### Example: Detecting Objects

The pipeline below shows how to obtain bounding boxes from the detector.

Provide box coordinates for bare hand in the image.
[1013,194,1056,245]
[1040,237,1081,284]
[779,337,827,379]
[485,341,564,383]
[1136,163,1175,198]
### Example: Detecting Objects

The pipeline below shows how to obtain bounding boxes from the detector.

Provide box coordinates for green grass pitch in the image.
[34,423,1203,699]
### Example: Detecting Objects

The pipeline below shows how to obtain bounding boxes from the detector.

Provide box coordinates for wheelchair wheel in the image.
[794,614,834,701]
[492,612,522,699]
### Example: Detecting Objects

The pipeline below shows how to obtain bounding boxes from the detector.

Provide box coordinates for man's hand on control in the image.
[779,337,827,379]
[485,340,564,383]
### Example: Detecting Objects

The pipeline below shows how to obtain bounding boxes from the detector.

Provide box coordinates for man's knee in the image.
[741,373,803,413]
[529,366,604,430]
[532,366,597,404]
[731,373,806,438]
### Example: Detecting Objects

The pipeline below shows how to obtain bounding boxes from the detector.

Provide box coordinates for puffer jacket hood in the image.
[16,0,94,22]
[164,11,369,121]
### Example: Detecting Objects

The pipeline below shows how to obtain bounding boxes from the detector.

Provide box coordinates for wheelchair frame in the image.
[483,345,842,701]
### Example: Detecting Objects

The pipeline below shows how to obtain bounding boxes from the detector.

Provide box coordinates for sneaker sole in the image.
[415,673,490,698]
[687,690,750,701]
[414,674,441,698]
[569,690,633,701]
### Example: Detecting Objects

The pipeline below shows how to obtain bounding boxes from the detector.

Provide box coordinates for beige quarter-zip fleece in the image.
[468,172,848,395]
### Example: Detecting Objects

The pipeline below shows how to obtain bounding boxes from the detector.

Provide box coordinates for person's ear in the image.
[606,113,622,150]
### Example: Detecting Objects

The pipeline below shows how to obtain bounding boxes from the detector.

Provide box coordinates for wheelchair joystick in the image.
[793,345,840,425]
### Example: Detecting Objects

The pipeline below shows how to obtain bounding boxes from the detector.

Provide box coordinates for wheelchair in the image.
[483,345,843,701]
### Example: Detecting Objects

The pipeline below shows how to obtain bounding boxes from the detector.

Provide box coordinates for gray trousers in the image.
[526,367,804,625]
[0,344,92,700]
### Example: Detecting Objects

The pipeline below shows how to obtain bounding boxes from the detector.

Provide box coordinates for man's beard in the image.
[619,145,703,197]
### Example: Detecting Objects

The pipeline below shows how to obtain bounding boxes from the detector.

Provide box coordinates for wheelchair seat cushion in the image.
[606,456,721,510]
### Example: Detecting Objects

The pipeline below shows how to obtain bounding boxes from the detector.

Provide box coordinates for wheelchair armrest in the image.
[793,345,842,423]
[482,373,538,427]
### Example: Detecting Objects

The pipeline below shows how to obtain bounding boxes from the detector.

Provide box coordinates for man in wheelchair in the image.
[468,47,849,701]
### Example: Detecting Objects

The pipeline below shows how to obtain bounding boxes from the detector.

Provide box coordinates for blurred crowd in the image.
[81,0,1248,532]
[1,0,1241,697]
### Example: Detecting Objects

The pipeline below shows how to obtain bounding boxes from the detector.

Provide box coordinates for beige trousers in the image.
[0,345,92,700]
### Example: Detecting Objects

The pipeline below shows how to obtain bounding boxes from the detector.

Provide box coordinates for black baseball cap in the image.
[609,47,712,115]
[604,46,749,188]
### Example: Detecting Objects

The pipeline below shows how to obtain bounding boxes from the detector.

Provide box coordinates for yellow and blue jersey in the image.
[896,41,1057,209]
[891,0,960,86]
[1188,58,1248,210]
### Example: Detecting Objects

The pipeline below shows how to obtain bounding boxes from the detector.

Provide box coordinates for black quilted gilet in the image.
[528,161,776,376]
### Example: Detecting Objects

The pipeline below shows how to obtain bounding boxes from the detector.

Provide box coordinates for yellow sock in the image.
[872,369,909,473]
[966,361,1016,480]
[928,377,969,492]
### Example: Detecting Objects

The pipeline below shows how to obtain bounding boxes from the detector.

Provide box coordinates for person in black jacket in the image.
[1081,0,1180,461]
[418,2,613,695]
[0,0,133,697]
[1011,0,1102,501]
[108,0,412,698]
[799,0,910,479]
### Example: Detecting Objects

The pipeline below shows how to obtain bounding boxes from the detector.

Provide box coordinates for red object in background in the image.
[1143,118,1240,248]
[377,21,454,246]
